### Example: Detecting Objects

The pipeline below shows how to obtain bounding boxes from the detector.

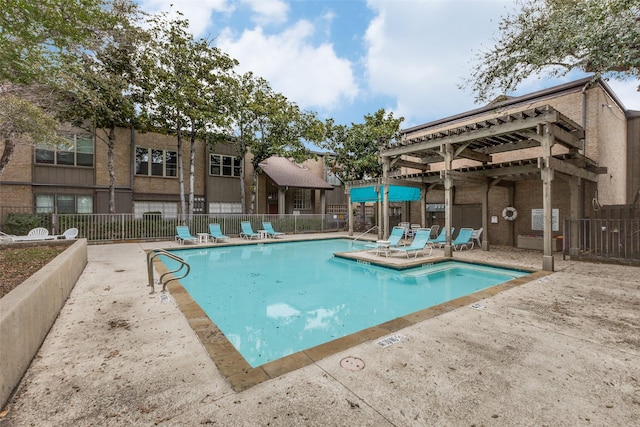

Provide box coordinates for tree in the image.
[58,0,144,212]
[226,72,325,214]
[0,0,118,177]
[0,0,115,84]
[0,92,67,176]
[465,0,640,103]
[139,11,194,217]
[323,108,404,182]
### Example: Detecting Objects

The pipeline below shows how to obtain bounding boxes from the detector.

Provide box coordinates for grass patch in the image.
[0,246,67,299]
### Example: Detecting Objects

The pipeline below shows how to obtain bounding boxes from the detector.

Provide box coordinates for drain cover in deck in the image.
[340,356,365,371]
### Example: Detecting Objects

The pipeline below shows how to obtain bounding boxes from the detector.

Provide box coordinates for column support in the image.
[443,144,454,257]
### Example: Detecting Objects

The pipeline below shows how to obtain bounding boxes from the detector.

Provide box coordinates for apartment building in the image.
[0,127,346,217]
[346,77,639,268]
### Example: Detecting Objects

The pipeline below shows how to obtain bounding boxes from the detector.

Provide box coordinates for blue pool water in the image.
[162,239,527,367]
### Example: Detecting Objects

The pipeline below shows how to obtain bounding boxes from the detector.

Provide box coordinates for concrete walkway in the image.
[1,235,639,426]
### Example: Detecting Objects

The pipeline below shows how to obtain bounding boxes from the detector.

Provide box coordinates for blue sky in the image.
[138,0,640,130]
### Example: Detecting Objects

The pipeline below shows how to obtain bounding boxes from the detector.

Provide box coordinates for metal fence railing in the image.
[47,213,347,242]
[563,218,640,264]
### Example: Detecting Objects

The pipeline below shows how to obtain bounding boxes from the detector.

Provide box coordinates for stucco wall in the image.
[0,239,87,408]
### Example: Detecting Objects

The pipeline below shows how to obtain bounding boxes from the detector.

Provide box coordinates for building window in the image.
[133,201,178,218]
[135,147,177,177]
[35,134,94,166]
[293,189,311,210]
[35,194,93,214]
[209,202,242,213]
[210,154,241,177]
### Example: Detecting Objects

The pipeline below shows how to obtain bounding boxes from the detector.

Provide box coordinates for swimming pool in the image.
[162,239,528,368]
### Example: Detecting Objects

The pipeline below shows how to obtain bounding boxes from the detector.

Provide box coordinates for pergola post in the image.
[541,124,555,272]
[443,144,454,257]
[420,185,426,228]
[568,176,581,257]
[348,192,353,236]
[382,159,391,239]
[481,183,490,251]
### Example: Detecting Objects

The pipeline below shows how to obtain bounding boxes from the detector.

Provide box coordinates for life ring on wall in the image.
[502,206,518,221]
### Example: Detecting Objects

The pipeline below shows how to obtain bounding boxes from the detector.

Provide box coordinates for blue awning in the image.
[350,186,380,203]
[388,185,420,202]
[350,185,421,203]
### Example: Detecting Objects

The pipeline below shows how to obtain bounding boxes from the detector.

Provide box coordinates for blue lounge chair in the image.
[452,228,475,250]
[428,227,455,248]
[365,226,407,253]
[240,221,261,240]
[175,226,197,245]
[262,222,284,238]
[209,223,230,243]
[390,228,433,258]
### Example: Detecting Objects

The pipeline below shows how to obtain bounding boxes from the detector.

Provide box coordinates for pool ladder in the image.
[147,249,190,294]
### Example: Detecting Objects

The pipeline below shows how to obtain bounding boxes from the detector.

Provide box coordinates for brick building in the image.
[346,77,640,270]
[0,127,347,217]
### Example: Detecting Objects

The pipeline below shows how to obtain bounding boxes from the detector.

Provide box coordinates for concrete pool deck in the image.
[2,233,639,425]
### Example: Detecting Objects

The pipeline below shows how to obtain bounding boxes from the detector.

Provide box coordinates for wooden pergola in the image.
[347,105,606,271]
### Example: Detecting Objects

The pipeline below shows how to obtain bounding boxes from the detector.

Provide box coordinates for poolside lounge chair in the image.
[175,226,198,245]
[365,226,405,247]
[208,223,230,243]
[390,228,433,258]
[427,227,455,248]
[471,227,483,248]
[406,224,421,238]
[452,228,475,250]
[429,224,440,240]
[262,222,284,238]
[398,222,411,238]
[240,221,261,240]
[8,227,57,242]
[58,228,78,240]
[365,226,407,255]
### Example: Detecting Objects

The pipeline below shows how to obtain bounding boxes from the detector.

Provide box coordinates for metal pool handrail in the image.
[147,249,190,294]
[353,225,378,242]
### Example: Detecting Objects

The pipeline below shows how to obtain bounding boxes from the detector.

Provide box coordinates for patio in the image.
[2,233,639,425]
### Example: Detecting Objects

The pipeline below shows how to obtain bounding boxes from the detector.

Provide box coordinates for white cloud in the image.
[217,21,358,111]
[363,0,516,126]
[138,0,233,37]
[240,0,289,26]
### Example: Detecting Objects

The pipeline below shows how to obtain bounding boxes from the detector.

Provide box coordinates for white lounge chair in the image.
[471,227,483,248]
[9,227,57,242]
[58,228,78,240]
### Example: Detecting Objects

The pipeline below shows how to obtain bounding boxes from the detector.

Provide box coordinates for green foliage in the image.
[0,0,116,84]
[2,212,51,235]
[0,94,69,176]
[466,0,640,103]
[322,108,404,182]
[224,72,325,213]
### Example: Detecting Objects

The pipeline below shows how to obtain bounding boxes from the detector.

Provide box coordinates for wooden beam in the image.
[544,156,599,182]
[549,123,582,150]
[393,158,431,171]
[448,171,490,185]
[455,147,492,163]
[381,109,560,158]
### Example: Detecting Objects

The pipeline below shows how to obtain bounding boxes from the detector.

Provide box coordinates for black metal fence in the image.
[563,218,640,265]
